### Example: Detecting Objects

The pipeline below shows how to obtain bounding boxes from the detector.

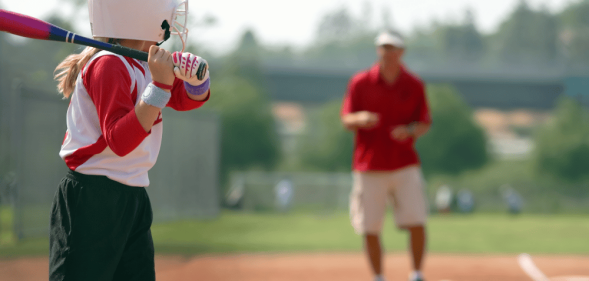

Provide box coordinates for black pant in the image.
[49,170,155,281]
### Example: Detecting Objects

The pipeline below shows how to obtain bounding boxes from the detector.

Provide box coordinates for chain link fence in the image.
[226,171,353,214]
[226,170,589,215]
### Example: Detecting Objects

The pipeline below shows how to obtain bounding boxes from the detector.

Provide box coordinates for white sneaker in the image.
[409,271,425,281]
[374,275,386,281]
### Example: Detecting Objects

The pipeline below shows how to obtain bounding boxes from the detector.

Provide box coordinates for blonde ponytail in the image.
[54,38,120,98]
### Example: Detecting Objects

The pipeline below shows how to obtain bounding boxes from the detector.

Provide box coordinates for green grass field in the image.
[1,211,588,258]
[0,206,15,246]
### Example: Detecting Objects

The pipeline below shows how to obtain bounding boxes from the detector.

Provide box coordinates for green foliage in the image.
[296,100,353,172]
[304,33,377,69]
[560,0,589,69]
[204,76,280,186]
[407,10,485,67]
[491,1,559,66]
[223,30,265,86]
[534,97,589,181]
[416,85,488,176]
[0,206,15,245]
[404,28,445,68]
[302,7,378,69]
[201,30,281,188]
[560,0,589,25]
[438,12,485,63]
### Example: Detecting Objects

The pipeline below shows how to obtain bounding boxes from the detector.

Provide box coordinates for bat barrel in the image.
[0,9,51,40]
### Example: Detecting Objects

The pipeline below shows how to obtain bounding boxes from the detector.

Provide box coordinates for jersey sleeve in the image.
[413,82,432,124]
[341,76,361,117]
[166,77,210,111]
[83,56,149,157]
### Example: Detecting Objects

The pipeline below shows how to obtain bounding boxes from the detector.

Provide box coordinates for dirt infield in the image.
[1,253,588,281]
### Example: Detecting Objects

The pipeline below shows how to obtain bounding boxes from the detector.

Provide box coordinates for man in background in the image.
[341,30,432,281]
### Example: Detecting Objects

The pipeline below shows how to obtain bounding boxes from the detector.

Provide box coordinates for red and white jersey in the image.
[60,51,208,187]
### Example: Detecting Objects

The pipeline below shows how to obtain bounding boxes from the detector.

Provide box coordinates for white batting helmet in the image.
[88,0,189,51]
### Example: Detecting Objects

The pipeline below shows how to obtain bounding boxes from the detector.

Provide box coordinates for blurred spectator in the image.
[225,176,245,209]
[435,185,453,213]
[456,189,475,213]
[501,184,523,214]
[275,178,294,212]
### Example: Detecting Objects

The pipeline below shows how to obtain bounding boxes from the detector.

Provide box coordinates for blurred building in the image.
[474,109,551,159]
[264,67,566,109]
[271,102,306,156]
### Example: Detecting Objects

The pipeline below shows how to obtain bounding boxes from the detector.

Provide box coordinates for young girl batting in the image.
[49,0,210,280]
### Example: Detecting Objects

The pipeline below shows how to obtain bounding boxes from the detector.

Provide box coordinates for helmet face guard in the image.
[157,0,189,52]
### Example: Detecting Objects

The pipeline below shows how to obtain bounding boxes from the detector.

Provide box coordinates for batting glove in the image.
[172,52,209,86]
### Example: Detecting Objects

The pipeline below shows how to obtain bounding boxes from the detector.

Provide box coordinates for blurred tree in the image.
[296,100,353,172]
[315,7,357,43]
[404,25,445,69]
[304,32,377,69]
[559,0,589,70]
[208,29,281,188]
[204,76,280,188]
[304,6,377,69]
[308,5,375,65]
[534,97,589,182]
[223,29,265,85]
[416,84,488,176]
[436,9,485,65]
[261,45,298,67]
[491,0,559,66]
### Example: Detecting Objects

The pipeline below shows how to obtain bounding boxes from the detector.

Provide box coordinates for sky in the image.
[1,0,577,55]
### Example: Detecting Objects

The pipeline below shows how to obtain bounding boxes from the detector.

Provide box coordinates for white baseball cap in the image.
[375,30,405,48]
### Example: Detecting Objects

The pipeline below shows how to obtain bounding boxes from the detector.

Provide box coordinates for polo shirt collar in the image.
[369,63,407,86]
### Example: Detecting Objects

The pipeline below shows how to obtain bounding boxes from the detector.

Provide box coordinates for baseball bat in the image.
[0,9,207,80]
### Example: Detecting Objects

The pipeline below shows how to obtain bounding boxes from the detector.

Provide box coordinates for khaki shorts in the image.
[350,166,428,235]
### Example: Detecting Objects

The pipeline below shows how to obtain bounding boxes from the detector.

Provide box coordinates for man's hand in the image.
[356,111,379,128]
[342,111,379,130]
[391,122,431,141]
[391,125,412,141]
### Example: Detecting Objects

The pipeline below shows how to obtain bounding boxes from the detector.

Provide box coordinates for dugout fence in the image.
[0,80,220,239]
[227,171,353,213]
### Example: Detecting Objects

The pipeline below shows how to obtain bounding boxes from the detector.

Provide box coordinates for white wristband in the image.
[141,83,171,109]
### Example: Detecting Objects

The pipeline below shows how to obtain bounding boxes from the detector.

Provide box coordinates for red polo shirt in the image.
[341,64,431,172]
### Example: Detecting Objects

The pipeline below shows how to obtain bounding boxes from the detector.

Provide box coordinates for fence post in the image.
[10,79,24,241]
